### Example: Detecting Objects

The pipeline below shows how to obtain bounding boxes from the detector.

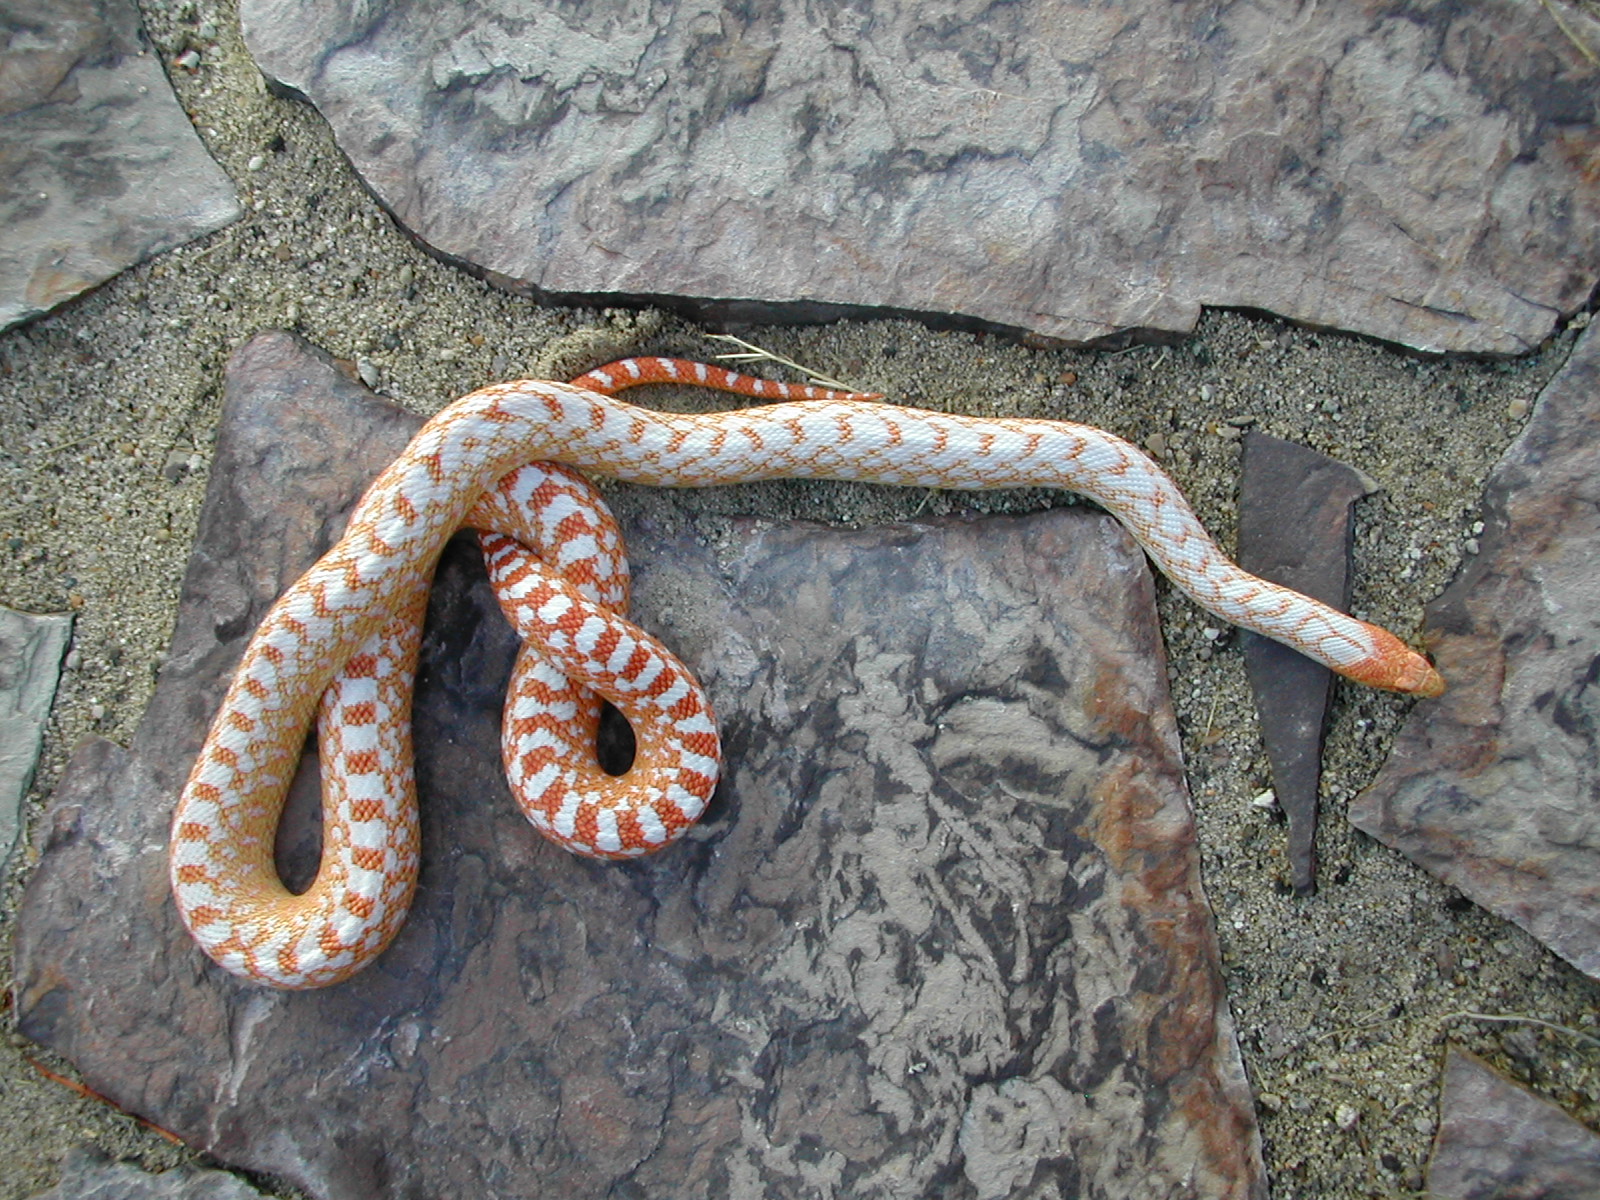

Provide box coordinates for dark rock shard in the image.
[1238,432,1375,894]
[14,332,1265,1199]
[1351,323,1600,980]
[0,605,72,869]
[1426,1048,1600,1200]
[0,0,241,330]
[239,0,1599,354]
[26,1146,269,1200]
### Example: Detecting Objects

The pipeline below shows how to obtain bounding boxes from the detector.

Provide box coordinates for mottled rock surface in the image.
[1426,1048,1600,1200]
[0,605,71,869]
[1238,433,1374,894]
[239,0,1599,354]
[14,331,1263,1199]
[26,1147,269,1200]
[1351,324,1600,979]
[0,0,240,330]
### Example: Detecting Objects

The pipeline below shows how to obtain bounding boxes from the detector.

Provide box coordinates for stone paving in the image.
[0,0,239,331]
[4,0,1600,1195]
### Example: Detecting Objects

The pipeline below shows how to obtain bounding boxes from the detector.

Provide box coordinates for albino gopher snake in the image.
[169,358,1443,988]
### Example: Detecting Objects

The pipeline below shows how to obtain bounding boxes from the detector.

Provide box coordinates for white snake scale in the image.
[169,357,1444,988]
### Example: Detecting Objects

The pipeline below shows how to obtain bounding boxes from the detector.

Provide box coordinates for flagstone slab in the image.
[15,331,1263,1199]
[1351,323,1600,979]
[26,1147,270,1200]
[1238,432,1374,894]
[1426,1048,1600,1200]
[239,0,1600,353]
[0,605,72,870]
[0,0,240,330]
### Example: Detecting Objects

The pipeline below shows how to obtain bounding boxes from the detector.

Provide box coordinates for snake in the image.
[169,357,1444,988]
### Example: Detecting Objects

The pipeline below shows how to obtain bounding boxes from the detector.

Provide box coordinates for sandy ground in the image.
[2,1,1597,1196]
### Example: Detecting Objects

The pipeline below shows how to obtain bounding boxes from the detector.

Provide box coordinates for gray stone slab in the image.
[1426,1048,1600,1200]
[14,331,1264,1199]
[1238,432,1374,894]
[27,1147,268,1200]
[240,0,1599,354]
[1351,323,1600,979]
[0,0,241,331]
[0,605,71,869]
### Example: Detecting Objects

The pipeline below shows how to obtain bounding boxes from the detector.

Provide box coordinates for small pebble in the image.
[162,450,191,482]
[173,48,201,72]
[1144,432,1168,458]
[1251,788,1278,811]
[1335,1103,1360,1131]
[247,154,266,172]
[1257,1092,1283,1113]
[357,357,382,389]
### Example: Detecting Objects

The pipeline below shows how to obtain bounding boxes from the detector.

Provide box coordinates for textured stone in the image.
[0,0,240,331]
[14,331,1264,1199]
[26,1147,269,1200]
[0,605,71,869]
[1426,1048,1600,1200]
[1350,323,1600,979]
[239,0,1600,354]
[1238,432,1374,894]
